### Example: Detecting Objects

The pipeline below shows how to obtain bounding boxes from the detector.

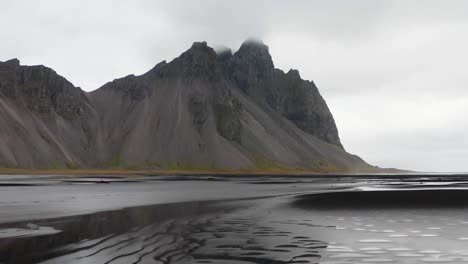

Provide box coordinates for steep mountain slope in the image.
[0,59,99,168]
[0,40,371,171]
[226,41,342,148]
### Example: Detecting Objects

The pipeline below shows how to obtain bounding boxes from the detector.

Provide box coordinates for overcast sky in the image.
[1,0,468,172]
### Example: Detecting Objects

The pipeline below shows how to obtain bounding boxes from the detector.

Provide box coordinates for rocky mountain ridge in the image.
[0,40,370,171]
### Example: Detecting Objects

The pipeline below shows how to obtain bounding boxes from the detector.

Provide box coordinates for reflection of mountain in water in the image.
[0,199,329,264]
[3,175,468,263]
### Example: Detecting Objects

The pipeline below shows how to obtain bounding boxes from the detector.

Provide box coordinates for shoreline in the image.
[2,176,468,263]
[0,167,413,177]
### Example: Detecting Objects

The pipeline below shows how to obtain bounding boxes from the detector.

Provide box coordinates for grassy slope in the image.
[0,151,395,176]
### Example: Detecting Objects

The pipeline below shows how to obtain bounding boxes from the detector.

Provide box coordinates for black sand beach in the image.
[1,174,468,264]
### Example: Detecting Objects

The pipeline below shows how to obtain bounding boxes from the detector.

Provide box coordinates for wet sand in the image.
[1,174,468,263]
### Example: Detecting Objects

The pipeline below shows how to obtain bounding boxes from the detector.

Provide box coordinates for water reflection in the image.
[3,178,468,264]
[0,199,329,264]
[0,201,230,263]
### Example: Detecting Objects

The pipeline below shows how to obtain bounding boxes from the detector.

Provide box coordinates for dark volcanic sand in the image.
[1,174,468,263]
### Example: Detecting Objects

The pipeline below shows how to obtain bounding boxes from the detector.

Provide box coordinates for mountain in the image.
[0,40,372,172]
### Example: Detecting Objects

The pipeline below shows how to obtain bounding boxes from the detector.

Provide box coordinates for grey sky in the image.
[1,0,467,172]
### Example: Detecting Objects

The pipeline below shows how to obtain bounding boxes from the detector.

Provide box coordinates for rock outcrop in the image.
[226,40,342,148]
[0,40,370,171]
[0,58,98,168]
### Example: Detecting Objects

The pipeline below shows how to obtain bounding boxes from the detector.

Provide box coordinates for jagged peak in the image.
[170,41,220,78]
[233,39,274,69]
[0,58,20,69]
[191,41,208,48]
[176,41,218,65]
[214,45,232,54]
[216,47,233,61]
[184,41,215,55]
[146,60,167,75]
[239,38,268,51]
[287,69,301,79]
[3,58,20,64]
[0,59,69,84]
[0,59,60,76]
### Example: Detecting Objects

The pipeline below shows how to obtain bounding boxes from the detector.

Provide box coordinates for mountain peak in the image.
[227,39,274,96]
[233,39,274,69]
[178,41,217,62]
[287,69,301,79]
[215,47,233,62]
[239,39,268,50]
[0,39,367,170]
[184,41,215,55]
[190,41,208,49]
[0,58,20,69]
[157,41,220,79]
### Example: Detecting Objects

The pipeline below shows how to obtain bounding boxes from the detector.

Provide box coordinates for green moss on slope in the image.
[253,154,299,171]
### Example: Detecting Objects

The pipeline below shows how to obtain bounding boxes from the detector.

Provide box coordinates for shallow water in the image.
[0,174,468,263]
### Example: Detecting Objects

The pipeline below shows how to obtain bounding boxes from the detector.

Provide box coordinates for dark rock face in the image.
[225,40,342,148]
[0,59,97,168]
[213,89,242,143]
[0,59,20,99]
[0,40,368,170]
[227,40,274,96]
[270,69,343,148]
[154,42,244,142]
[188,93,208,132]
[172,41,221,81]
[0,59,87,120]
[100,75,147,101]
